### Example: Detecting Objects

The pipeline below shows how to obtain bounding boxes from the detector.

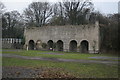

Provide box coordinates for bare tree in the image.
[50,2,65,25]
[63,0,93,25]
[24,2,53,27]
[0,2,5,15]
[50,0,93,25]
[2,10,24,38]
[0,2,5,33]
[3,11,23,29]
[53,2,64,17]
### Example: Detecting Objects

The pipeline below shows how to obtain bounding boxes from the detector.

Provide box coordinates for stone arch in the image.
[36,40,42,50]
[28,40,35,50]
[80,40,89,53]
[69,40,77,52]
[56,40,63,51]
[47,40,54,51]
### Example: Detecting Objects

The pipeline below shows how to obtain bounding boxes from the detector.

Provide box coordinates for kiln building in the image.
[24,21,100,53]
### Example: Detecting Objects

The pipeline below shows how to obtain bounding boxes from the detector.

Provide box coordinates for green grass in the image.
[2,49,119,78]
[2,49,119,61]
[2,57,119,78]
[0,56,2,66]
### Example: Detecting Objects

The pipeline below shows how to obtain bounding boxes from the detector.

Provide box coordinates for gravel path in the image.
[2,53,118,65]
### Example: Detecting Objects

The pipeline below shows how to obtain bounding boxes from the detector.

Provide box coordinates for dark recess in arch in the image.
[28,40,35,50]
[56,40,63,51]
[80,40,89,53]
[69,40,77,52]
[47,40,54,51]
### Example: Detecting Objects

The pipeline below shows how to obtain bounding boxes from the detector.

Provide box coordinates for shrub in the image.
[42,43,47,49]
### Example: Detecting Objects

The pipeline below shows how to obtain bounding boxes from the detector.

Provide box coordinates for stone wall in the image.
[24,21,100,53]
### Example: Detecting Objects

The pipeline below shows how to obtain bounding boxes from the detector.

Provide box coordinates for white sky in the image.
[1,0,119,14]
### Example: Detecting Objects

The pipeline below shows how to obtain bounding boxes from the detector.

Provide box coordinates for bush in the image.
[42,43,47,49]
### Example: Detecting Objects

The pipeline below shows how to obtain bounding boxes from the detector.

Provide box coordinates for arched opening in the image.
[28,40,35,50]
[36,40,42,50]
[56,40,63,51]
[69,40,77,52]
[47,40,54,51]
[80,40,89,53]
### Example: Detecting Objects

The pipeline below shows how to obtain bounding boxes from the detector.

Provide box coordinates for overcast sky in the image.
[1,0,119,15]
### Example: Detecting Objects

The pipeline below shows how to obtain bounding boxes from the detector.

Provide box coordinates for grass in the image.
[2,49,119,61]
[2,57,119,78]
[2,49,119,78]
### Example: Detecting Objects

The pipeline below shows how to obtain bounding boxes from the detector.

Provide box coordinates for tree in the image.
[23,2,53,27]
[97,13,119,53]
[49,2,65,25]
[2,10,24,38]
[0,2,5,36]
[107,14,119,52]
[50,0,93,25]
[3,11,23,29]
[63,0,93,25]
[89,11,109,24]
[0,2,5,15]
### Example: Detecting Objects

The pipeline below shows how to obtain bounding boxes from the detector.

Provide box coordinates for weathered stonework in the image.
[24,21,100,53]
